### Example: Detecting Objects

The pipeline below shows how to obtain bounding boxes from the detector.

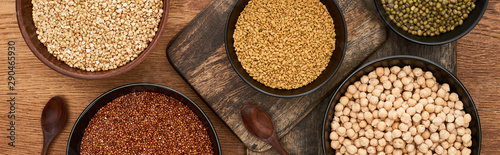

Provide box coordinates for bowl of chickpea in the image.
[322,55,480,154]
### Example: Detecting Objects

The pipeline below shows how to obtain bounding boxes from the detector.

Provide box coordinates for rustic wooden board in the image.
[167,0,386,151]
[0,0,248,154]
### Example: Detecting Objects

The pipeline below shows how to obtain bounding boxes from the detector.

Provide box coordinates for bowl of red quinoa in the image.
[67,83,221,154]
[16,0,170,79]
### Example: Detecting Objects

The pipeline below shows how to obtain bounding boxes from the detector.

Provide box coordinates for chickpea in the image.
[388,110,398,120]
[430,132,440,142]
[354,139,362,148]
[420,88,431,98]
[382,132,392,142]
[389,74,397,82]
[397,108,405,117]
[441,141,450,149]
[409,126,417,136]
[401,113,412,124]
[464,114,472,123]
[361,75,369,84]
[415,103,424,113]
[406,144,415,152]
[435,105,443,113]
[347,145,357,154]
[377,121,387,131]
[366,129,375,139]
[391,66,401,74]
[462,134,472,142]
[331,140,341,149]
[359,84,368,92]
[343,139,352,146]
[433,117,444,126]
[456,116,465,127]
[462,148,472,155]
[373,110,380,119]
[448,147,457,155]
[368,71,377,79]
[385,145,394,154]
[435,145,444,154]
[402,131,412,141]
[375,131,384,139]
[369,79,380,86]
[425,79,436,88]
[347,129,356,139]
[369,96,379,105]
[337,127,347,137]
[404,83,414,91]
[397,71,407,78]
[413,68,423,77]
[399,123,409,132]
[358,148,368,155]
[455,101,464,110]
[418,143,429,153]
[408,99,417,107]
[416,77,426,86]
[422,130,431,139]
[449,93,459,102]
[393,138,405,148]
[425,104,435,113]
[330,132,339,140]
[375,67,384,77]
[429,124,439,133]
[407,107,416,116]
[370,138,378,146]
[413,114,422,123]
[447,133,457,143]
[367,146,376,154]
[454,142,462,150]
[378,139,387,146]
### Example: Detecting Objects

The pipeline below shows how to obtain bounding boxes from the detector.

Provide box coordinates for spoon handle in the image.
[41,131,55,155]
[266,133,289,155]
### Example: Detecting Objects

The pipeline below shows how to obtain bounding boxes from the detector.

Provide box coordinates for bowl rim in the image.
[15,0,170,80]
[374,0,488,45]
[321,55,481,154]
[66,83,222,155]
[224,0,347,98]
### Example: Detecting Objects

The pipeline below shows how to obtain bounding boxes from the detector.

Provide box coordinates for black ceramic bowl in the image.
[374,0,488,45]
[322,55,481,154]
[66,83,221,155]
[225,0,346,97]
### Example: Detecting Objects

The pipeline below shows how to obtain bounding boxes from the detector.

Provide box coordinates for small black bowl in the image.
[66,83,221,155]
[374,0,488,45]
[225,0,347,97]
[322,55,481,154]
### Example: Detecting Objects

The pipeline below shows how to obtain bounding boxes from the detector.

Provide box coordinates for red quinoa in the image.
[81,92,214,154]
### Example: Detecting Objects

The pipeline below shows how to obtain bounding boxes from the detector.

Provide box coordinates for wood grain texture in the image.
[167,0,386,151]
[457,0,500,154]
[0,0,246,154]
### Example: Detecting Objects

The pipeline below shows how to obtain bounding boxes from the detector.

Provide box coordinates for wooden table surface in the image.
[0,0,498,155]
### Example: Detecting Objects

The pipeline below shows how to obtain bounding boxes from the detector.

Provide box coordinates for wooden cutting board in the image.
[167,0,387,151]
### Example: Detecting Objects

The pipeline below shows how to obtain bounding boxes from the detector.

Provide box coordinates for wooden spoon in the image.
[241,104,289,155]
[41,96,67,155]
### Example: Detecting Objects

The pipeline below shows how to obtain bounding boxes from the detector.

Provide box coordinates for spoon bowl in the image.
[241,104,289,155]
[41,96,67,155]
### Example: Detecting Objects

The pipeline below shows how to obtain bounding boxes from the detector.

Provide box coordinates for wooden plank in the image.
[167,0,386,151]
[0,0,247,154]
[457,3,500,154]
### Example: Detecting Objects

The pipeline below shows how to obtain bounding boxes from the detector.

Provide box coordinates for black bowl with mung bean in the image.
[322,55,481,154]
[374,0,488,45]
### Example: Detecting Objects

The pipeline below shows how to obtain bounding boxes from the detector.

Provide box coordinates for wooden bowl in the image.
[16,0,170,79]
[225,0,347,97]
[374,0,488,45]
[322,55,481,154]
[66,83,221,154]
